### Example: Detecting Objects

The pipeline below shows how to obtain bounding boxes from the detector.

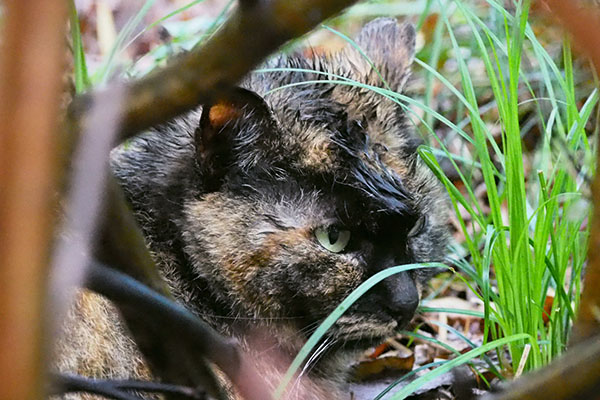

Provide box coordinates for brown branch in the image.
[540,0,600,345]
[542,0,600,75]
[481,335,600,400]
[0,0,66,399]
[66,0,360,149]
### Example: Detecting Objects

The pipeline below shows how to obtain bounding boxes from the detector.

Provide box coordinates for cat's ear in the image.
[344,18,416,91]
[195,87,272,191]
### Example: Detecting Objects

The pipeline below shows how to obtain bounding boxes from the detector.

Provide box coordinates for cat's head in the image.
[182,18,449,357]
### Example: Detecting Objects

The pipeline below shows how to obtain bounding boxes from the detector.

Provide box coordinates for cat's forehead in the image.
[265,91,414,207]
[247,56,418,174]
[234,49,424,223]
[234,126,418,229]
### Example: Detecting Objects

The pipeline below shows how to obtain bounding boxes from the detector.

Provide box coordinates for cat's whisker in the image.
[305,338,338,378]
[247,319,326,358]
[297,320,323,335]
[202,313,311,320]
[290,337,335,398]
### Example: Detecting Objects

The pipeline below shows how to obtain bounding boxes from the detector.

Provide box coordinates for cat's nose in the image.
[381,272,419,323]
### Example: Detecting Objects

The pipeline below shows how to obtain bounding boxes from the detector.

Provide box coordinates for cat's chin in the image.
[308,316,404,379]
[329,313,402,348]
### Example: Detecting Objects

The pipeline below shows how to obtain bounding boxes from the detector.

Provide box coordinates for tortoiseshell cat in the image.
[55,18,449,399]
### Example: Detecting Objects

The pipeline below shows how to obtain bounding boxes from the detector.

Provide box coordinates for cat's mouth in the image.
[295,305,415,352]
[302,311,409,354]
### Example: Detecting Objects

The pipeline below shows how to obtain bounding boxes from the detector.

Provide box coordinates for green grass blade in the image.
[418,307,488,320]
[68,0,90,92]
[321,25,390,90]
[96,0,156,83]
[426,320,503,379]
[374,361,446,400]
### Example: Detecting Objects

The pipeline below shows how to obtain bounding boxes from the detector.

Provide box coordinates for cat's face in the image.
[182,19,449,354]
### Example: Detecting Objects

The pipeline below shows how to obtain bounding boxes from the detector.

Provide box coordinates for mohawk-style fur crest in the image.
[57,18,450,398]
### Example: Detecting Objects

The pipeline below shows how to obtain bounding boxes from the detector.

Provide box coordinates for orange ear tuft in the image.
[195,87,272,191]
[208,101,242,129]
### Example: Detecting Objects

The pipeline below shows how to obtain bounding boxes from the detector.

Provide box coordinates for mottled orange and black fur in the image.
[55,18,449,399]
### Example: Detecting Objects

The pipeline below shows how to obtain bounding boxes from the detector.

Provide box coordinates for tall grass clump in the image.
[281,0,597,381]
[417,0,597,372]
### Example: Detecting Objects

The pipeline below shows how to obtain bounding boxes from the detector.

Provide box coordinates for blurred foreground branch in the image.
[0,1,66,399]
[50,84,126,334]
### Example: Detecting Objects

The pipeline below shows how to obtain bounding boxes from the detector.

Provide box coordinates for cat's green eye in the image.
[315,226,351,253]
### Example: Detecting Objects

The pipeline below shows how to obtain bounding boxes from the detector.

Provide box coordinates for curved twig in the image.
[49,373,205,400]
[49,374,143,400]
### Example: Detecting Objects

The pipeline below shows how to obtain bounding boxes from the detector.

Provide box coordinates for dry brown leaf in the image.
[353,351,415,381]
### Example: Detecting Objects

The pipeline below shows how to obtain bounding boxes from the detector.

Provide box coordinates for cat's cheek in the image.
[335,254,365,291]
[281,251,364,309]
[307,255,365,303]
[407,226,447,263]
